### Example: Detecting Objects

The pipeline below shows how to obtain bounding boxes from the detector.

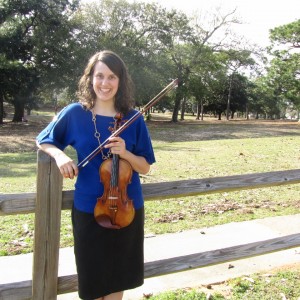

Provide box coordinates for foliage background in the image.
[1,0,299,123]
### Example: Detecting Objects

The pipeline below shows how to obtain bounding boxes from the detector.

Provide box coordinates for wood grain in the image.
[1,169,300,215]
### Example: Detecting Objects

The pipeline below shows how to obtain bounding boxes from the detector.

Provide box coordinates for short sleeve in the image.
[36,105,71,150]
[133,115,156,165]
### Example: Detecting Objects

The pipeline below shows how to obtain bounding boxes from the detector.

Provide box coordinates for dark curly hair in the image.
[77,50,134,115]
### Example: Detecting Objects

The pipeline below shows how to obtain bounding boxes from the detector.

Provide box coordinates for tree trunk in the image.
[171,68,186,123]
[196,99,204,121]
[172,77,184,122]
[200,100,204,121]
[196,100,200,120]
[12,100,24,122]
[180,97,186,120]
[0,96,4,124]
[172,95,181,122]
[226,74,233,121]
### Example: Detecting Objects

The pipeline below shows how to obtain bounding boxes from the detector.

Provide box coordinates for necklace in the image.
[91,109,112,160]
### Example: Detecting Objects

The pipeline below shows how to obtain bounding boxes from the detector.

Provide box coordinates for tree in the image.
[250,76,282,119]
[227,73,250,118]
[165,9,240,122]
[0,0,79,122]
[71,0,177,107]
[269,19,300,49]
[214,49,255,120]
[187,49,220,120]
[267,20,300,118]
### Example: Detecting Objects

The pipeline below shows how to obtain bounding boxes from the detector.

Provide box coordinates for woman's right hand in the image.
[36,142,79,179]
[53,152,78,179]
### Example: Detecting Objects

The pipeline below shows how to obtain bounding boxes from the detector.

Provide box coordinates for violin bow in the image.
[78,78,178,168]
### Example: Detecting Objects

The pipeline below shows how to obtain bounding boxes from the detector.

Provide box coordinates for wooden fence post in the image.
[32,150,63,299]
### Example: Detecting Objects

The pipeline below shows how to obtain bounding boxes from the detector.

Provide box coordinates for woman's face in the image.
[92,61,119,103]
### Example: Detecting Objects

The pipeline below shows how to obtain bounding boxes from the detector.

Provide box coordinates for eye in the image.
[94,73,103,79]
[108,74,117,80]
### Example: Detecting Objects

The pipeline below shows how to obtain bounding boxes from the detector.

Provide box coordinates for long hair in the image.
[77,50,134,114]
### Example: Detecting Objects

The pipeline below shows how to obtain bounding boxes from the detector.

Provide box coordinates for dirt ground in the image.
[0,113,52,153]
[1,111,299,153]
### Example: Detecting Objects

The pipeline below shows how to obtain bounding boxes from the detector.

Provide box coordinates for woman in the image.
[36,50,155,300]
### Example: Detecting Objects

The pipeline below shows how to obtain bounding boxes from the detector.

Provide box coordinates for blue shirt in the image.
[36,103,155,213]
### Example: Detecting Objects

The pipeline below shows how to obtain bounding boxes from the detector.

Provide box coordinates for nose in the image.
[101,77,110,85]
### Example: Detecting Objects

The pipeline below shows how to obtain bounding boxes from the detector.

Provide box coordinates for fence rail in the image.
[0,150,300,299]
[2,167,300,216]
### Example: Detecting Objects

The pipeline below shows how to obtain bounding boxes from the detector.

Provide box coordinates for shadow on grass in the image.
[0,153,36,178]
[148,121,300,143]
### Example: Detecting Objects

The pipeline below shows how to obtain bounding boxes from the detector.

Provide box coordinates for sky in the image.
[138,0,300,47]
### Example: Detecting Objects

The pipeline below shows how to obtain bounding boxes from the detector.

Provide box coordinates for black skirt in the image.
[71,206,144,300]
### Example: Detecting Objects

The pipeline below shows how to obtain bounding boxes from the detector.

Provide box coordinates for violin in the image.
[94,113,135,229]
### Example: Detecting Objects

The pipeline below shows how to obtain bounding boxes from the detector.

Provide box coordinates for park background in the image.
[1,0,300,299]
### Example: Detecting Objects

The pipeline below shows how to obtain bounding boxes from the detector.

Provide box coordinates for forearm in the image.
[104,136,151,174]
[36,142,78,178]
[36,142,64,158]
[120,150,150,175]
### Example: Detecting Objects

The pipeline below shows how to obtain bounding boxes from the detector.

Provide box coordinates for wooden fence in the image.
[0,150,300,299]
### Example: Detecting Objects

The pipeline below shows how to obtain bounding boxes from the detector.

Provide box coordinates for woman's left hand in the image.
[105,137,127,157]
[105,137,150,175]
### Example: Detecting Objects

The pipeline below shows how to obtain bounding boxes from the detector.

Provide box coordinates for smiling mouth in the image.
[100,88,111,93]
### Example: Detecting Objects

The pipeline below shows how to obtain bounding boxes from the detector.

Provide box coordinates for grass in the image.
[145,133,300,234]
[0,111,300,298]
[0,113,300,255]
[145,266,300,299]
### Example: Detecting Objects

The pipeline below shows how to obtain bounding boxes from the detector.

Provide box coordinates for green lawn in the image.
[1,113,300,298]
[1,114,300,255]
